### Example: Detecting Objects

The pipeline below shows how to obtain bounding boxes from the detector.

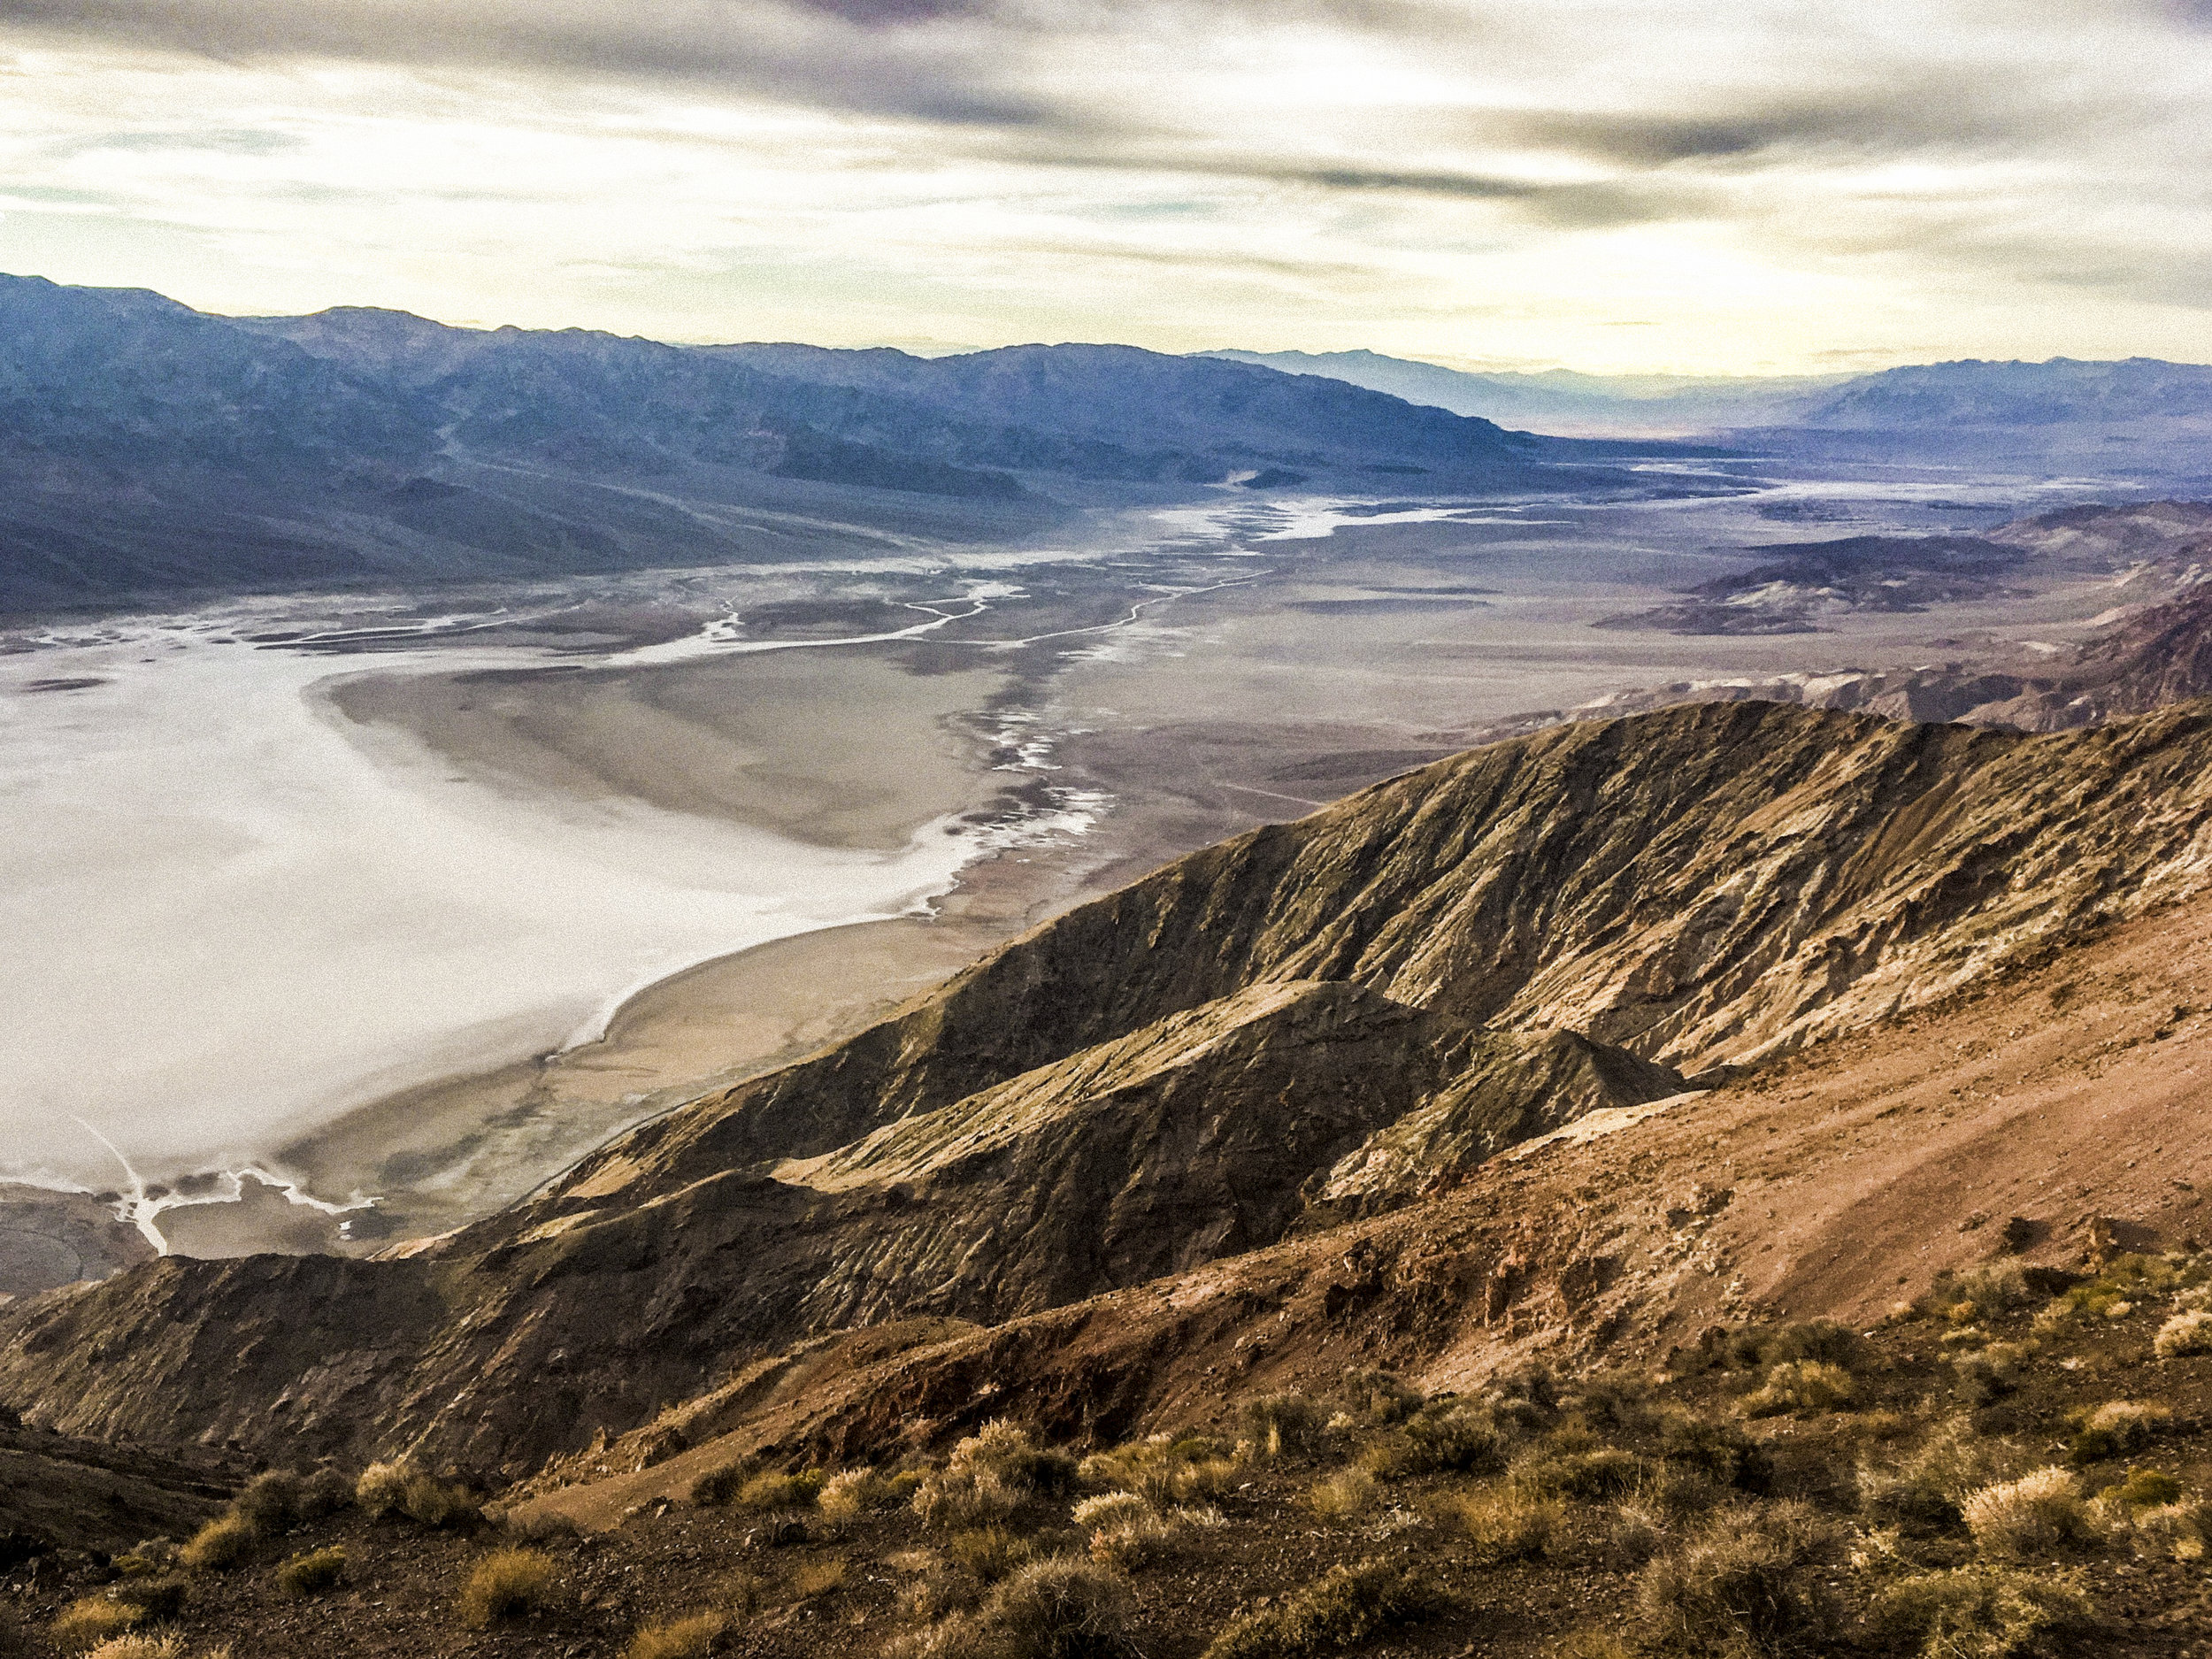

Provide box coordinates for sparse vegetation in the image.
[2067,1399,2172,1463]
[624,1611,730,1659]
[1305,1466,1378,1522]
[911,1423,1076,1532]
[893,1556,1133,1659]
[1201,1557,1443,1659]
[1870,1565,2093,1658]
[1240,1393,1331,1459]
[178,1516,255,1574]
[50,1598,144,1653]
[1451,1482,1560,1563]
[457,1548,560,1627]
[1740,1358,1858,1417]
[273,1546,346,1599]
[1632,1502,1839,1656]
[1961,1468,2095,1558]
[2154,1308,2212,1357]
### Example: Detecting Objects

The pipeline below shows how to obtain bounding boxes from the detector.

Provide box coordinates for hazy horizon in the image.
[2,3,2208,377]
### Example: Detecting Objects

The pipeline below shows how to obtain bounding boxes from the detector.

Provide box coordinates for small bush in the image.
[457,1548,559,1627]
[1401,1401,1506,1475]
[2099,1466,2183,1510]
[1656,1410,1771,1494]
[913,1464,1021,1532]
[2067,1400,2171,1465]
[894,1557,1133,1659]
[1952,1342,2032,1406]
[1339,1370,1425,1425]
[2124,1501,2212,1563]
[274,1546,347,1599]
[1087,1509,1183,1572]
[949,1528,1037,1585]
[1740,1359,1856,1417]
[790,1555,851,1599]
[298,1467,355,1519]
[105,1578,186,1622]
[1454,1484,1560,1564]
[81,1638,190,1659]
[1512,1442,1646,1501]
[2154,1310,2212,1358]
[730,1470,824,1513]
[689,1460,757,1508]
[1201,1558,1443,1659]
[1242,1394,1331,1459]
[400,1472,479,1528]
[819,1467,901,1519]
[354,1459,417,1517]
[625,1611,729,1659]
[50,1599,142,1653]
[1961,1468,2094,1559]
[233,1471,303,1536]
[1870,1565,2092,1658]
[1306,1468,1379,1522]
[179,1515,256,1573]
[1927,1264,2037,1326]
[1859,1417,2017,1528]
[1632,1502,1839,1657]
[912,1425,1073,1532]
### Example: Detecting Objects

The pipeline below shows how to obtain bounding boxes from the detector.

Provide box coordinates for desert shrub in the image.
[1859,1417,2018,1528]
[1512,1440,1646,1501]
[81,1637,193,1659]
[400,1472,478,1528]
[1402,1401,1506,1475]
[2099,1466,2183,1510]
[1655,1410,1771,1493]
[2154,1310,2212,1358]
[1870,1565,2092,1658]
[1201,1558,1443,1659]
[1079,1434,1238,1506]
[1740,1360,1856,1417]
[274,1546,347,1599]
[1926,1264,2037,1326]
[790,1555,851,1599]
[232,1471,303,1536]
[297,1467,355,1519]
[1962,1469,2094,1559]
[819,1467,902,1520]
[1632,1502,1839,1657]
[1339,1370,1425,1425]
[1952,1342,2032,1405]
[913,1425,1074,1532]
[2122,1501,2212,1563]
[1071,1492,1148,1532]
[1241,1394,1331,1459]
[895,1557,1133,1659]
[2067,1400,2172,1465]
[625,1611,729,1659]
[457,1548,559,1627]
[114,1540,180,1578]
[1453,1483,1560,1564]
[50,1599,142,1653]
[1564,1371,1654,1432]
[105,1578,186,1622]
[354,1459,415,1517]
[949,1528,1039,1585]
[1482,1364,1559,1432]
[2049,1253,2185,1322]
[1714,1319,1865,1372]
[729,1470,824,1513]
[1306,1468,1379,1522]
[179,1515,255,1573]
[689,1459,757,1508]
[1087,1510,1186,1572]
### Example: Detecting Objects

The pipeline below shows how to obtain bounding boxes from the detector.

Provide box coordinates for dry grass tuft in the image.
[50,1600,144,1654]
[1961,1468,2094,1559]
[1740,1359,1857,1417]
[911,1423,1074,1532]
[624,1612,729,1659]
[80,1638,190,1659]
[1858,1416,2017,1526]
[1870,1565,2092,1657]
[1304,1467,1379,1523]
[1200,1558,1444,1659]
[1632,1501,1839,1656]
[1452,1483,1560,1564]
[1241,1394,1332,1460]
[2154,1310,2212,1358]
[273,1546,347,1599]
[2067,1400,2172,1465]
[178,1516,256,1574]
[457,1548,560,1627]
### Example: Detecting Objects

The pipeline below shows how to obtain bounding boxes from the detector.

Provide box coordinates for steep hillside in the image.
[10,698,2212,1477]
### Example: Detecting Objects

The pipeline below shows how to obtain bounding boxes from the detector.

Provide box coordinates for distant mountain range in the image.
[0,276,1662,613]
[1202,348,1842,434]
[1207,347,2212,478]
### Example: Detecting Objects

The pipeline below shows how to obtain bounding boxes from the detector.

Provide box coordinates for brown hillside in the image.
[8,698,2212,1476]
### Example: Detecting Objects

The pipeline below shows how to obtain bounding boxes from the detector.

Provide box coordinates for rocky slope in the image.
[11,696,2212,1476]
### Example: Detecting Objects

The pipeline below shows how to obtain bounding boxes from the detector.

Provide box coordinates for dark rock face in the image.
[12,697,2212,1471]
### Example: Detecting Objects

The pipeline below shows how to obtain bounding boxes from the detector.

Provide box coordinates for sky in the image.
[0,0,2208,374]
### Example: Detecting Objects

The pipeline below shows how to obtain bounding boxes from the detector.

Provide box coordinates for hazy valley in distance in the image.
[4,274,2212,1281]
